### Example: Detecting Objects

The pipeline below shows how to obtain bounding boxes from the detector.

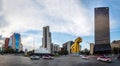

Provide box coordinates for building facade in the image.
[10,33,21,52]
[0,38,4,52]
[19,43,23,52]
[63,41,74,54]
[52,44,60,53]
[4,38,10,50]
[90,43,94,55]
[42,26,52,53]
[94,7,111,54]
[111,40,120,49]
[8,36,12,48]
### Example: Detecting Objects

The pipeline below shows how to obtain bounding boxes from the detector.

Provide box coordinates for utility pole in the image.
[33,36,35,53]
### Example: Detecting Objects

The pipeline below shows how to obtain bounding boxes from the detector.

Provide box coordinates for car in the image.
[42,55,54,59]
[30,55,40,60]
[97,56,112,62]
[117,55,120,61]
[81,55,89,59]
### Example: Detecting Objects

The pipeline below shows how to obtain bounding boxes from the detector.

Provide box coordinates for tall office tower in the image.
[90,43,94,55]
[8,36,12,47]
[42,26,52,53]
[4,38,10,50]
[11,33,21,52]
[94,7,111,54]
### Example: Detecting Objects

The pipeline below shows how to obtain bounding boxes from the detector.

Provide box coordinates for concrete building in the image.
[8,36,12,48]
[52,44,60,53]
[42,26,52,53]
[111,40,120,49]
[19,43,23,51]
[4,38,10,50]
[10,33,21,52]
[90,43,94,55]
[94,7,111,54]
[11,34,15,50]
[63,41,74,54]
[0,38,4,52]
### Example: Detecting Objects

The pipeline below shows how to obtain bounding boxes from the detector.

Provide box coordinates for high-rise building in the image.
[19,43,23,51]
[8,36,12,48]
[63,41,74,54]
[4,38,10,50]
[90,43,94,55]
[94,7,111,54]
[42,26,52,53]
[11,33,21,52]
[0,37,4,52]
[52,44,60,53]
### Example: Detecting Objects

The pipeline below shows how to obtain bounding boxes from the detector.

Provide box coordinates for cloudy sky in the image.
[0,0,120,51]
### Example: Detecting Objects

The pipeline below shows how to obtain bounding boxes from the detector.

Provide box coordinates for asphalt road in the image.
[0,55,120,66]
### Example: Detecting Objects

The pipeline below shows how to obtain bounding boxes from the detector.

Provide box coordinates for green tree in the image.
[58,49,68,55]
[113,47,120,54]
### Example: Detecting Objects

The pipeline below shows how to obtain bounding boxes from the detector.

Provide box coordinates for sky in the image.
[0,0,120,51]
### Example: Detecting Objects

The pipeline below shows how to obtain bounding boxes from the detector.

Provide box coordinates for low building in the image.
[51,43,60,54]
[90,43,94,55]
[19,43,23,52]
[0,38,4,52]
[111,40,120,49]
[62,41,74,54]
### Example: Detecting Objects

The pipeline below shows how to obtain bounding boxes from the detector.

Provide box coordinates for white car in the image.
[30,55,40,60]
[42,55,54,59]
[81,55,89,59]
[97,56,112,62]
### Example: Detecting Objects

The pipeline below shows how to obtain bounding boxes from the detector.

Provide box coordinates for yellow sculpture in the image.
[70,37,82,54]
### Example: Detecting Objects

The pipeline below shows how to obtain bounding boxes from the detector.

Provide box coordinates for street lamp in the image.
[32,35,35,53]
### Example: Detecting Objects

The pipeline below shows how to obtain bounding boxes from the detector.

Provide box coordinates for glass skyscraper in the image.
[14,33,21,52]
[94,7,111,54]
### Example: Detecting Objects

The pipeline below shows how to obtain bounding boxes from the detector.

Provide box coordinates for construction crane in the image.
[70,37,82,54]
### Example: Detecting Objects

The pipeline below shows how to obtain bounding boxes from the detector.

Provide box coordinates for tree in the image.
[58,49,68,55]
[80,48,90,55]
[113,47,120,54]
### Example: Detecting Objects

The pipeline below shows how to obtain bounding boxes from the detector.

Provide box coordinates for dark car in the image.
[42,55,54,60]
[30,55,40,60]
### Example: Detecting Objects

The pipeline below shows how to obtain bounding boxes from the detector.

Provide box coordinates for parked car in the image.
[30,55,40,60]
[118,55,120,61]
[42,55,54,59]
[97,56,112,62]
[81,55,89,59]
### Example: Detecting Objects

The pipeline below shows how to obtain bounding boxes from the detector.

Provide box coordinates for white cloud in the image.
[0,0,95,50]
[3,0,116,50]
[1,0,93,37]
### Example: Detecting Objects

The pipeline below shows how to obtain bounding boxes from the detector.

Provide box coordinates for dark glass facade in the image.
[94,7,111,54]
[14,33,20,52]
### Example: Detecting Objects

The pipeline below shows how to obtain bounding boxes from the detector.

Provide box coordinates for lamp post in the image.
[32,36,35,53]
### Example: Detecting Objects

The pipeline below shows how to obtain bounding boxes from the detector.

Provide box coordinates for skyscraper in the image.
[94,7,111,54]
[11,33,21,52]
[8,36,12,47]
[90,43,94,55]
[42,26,52,53]
[4,38,10,50]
